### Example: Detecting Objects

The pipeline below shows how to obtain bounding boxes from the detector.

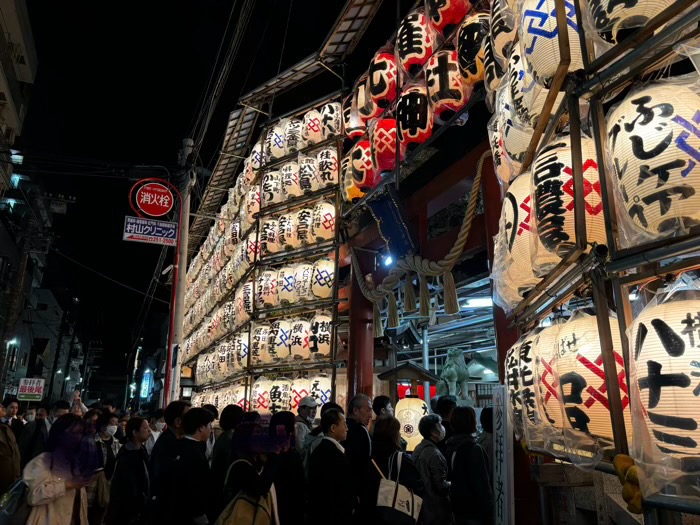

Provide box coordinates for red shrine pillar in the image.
[347,261,374,402]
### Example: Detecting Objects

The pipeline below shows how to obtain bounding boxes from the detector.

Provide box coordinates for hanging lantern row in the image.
[259,200,336,256]
[256,257,336,309]
[252,374,332,415]
[192,382,249,412]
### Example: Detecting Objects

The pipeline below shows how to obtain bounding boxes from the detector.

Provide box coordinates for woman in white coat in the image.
[23,413,100,525]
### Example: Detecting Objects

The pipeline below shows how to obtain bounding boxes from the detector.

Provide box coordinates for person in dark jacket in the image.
[105,416,151,525]
[1,396,25,441]
[210,405,244,519]
[412,414,452,525]
[341,393,373,514]
[309,409,353,525]
[269,411,305,525]
[436,396,457,455]
[446,407,492,525]
[0,399,20,495]
[18,404,50,468]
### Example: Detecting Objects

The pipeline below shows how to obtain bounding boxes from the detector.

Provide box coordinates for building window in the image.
[7,346,18,372]
[20,352,27,368]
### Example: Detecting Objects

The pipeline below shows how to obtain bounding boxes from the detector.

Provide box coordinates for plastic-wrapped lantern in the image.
[235,331,249,369]
[483,28,504,93]
[342,153,365,203]
[281,162,302,199]
[277,265,298,305]
[251,323,273,365]
[606,84,700,236]
[233,383,248,411]
[312,258,335,300]
[256,269,279,309]
[299,156,321,194]
[265,125,286,161]
[555,312,631,441]
[310,310,333,358]
[505,340,524,434]
[457,12,489,86]
[295,208,314,246]
[252,378,273,414]
[533,134,606,256]
[224,219,241,258]
[302,109,323,147]
[244,187,260,227]
[284,119,303,155]
[489,0,516,74]
[498,88,532,170]
[396,396,429,452]
[630,291,700,459]
[251,140,266,171]
[426,49,468,123]
[588,0,673,44]
[397,11,435,76]
[369,52,398,109]
[351,140,380,191]
[532,324,565,433]
[290,378,311,412]
[371,118,399,174]
[316,148,339,187]
[260,218,280,256]
[356,75,382,124]
[520,0,584,86]
[294,262,315,302]
[235,280,254,324]
[261,171,283,207]
[269,318,293,360]
[427,0,471,36]
[516,329,543,438]
[397,84,433,155]
[320,102,342,139]
[223,301,236,333]
[243,232,260,267]
[311,201,336,242]
[342,93,366,140]
[290,318,311,360]
[309,374,333,406]
[278,213,299,250]
[269,377,293,414]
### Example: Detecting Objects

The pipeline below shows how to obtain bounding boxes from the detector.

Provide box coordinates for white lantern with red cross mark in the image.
[630,291,700,460]
[291,378,311,412]
[310,310,333,358]
[251,323,273,365]
[269,318,293,361]
[235,280,254,325]
[256,269,279,309]
[260,218,280,256]
[312,258,335,300]
[396,396,429,452]
[299,155,321,194]
[397,84,434,156]
[532,323,566,434]
[242,231,260,267]
[261,171,283,207]
[533,134,606,256]
[427,0,472,36]
[316,148,338,187]
[244,187,260,227]
[281,161,302,199]
[606,84,700,237]
[278,213,300,250]
[342,153,365,203]
[352,140,380,191]
[295,208,314,246]
[265,125,286,161]
[369,52,398,110]
[295,262,316,302]
[342,93,366,140]
[252,377,273,414]
[302,109,324,147]
[457,12,489,86]
[320,102,342,139]
[311,201,336,242]
[284,119,303,155]
[371,118,399,174]
[233,383,249,411]
[426,49,470,124]
[235,331,250,369]
[277,265,299,305]
[356,75,383,125]
[269,377,293,414]
[290,318,311,360]
[397,11,435,76]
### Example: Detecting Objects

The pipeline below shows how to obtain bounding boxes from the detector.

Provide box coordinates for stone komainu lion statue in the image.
[436,348,470,400]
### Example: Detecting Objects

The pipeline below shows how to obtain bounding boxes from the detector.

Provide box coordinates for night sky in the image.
[18,1,404,375]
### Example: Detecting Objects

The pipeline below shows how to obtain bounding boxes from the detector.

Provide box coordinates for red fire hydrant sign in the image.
[135,182,174,217]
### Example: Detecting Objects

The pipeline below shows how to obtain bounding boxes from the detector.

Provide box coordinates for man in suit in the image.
[18,403,50,467]
[1,396,25,441]
[342,394,373,515]
[0,399,20,495]
[309,409,353,525]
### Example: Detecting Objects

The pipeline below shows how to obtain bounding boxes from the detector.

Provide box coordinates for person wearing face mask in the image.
[413,414,452,525]
[145,408,166,456]
[87,413,121,524]
[294,395,319,452]
[19,404,51,468]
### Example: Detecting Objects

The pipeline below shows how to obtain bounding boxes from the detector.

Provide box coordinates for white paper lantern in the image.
[223,301,236,333]
[269,318,293,361]
[311,201,336,242]
[607,84,700,236]
[235,331,250,369]
[520,0,584,86]
[396,397,429,452]
[290,318,311,360]
[295,208,314,246]
[532,324,566,432]
[284,119,303,155]
[294,262,315,302]
[490,0,515,70]
[251,323,273,365]
[342,152,365,203]
[261,171,283,206]
[588,0,674,44]
[310,311,333,358]
[251,140,265,171]
[252,378,273,414]
[277,266,299,305]
[320,102,342,139]
[631,292,700,459]
[244,187,260,227]
[505,341,524,432]
[243,232,260,267]
[235,280,254,324]
[231,384,248,411]
[278,213,300,250]
[224,220,241,258]
[267,377,292,414]
[426,49,468,123]
[260,218,280,256]
[291,378,311,412]
[299,156,321,193]
[309,374,333,406]
[533,134,606,256]
[316,148,339,187]
[302,109,324,147]
[312,258,335,300]
[281,162,302,199]
[265,125,286,161]
[256,269,279,309]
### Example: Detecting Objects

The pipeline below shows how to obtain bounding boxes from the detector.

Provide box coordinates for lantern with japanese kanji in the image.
[235,280,254,324]
[224,219,241,258]
[277,265,299,305]
[269,318,293,361]
[252,378,273,414]
[251,323,273,365]
[630,291,700,460]
[457,12,489,86]
[397,11,435,76]
[290,318,311,360]
[256,269,279,309]
[223,301,236,332]
[278,213,299,250]
[309,374,333,406]
[284,119,304,155]
[342,153,365,203]
[281,162,302,199]
[533,134,606,256]
[299,155,321,194]
[356,75,382,125]
[294,262,315,302]
[244,187,260,227]
[371,118,399,174]
[302,109,324,147]
[310,311,333,358]
[235,331,250,369]
[232,384,248,411]
[588,0,674,44]
[505,340,524,434]
[426,49,469,123]
[397,84,433,155]
[270,378,293,414]
[342,93,366,140]
[396,396,429,452]
[369,52,398,109]
[352,140,380,191]
[320,102,342,139]
[265,125,286,161]
[607,84,700,237]
[312,258,335,300]
[295,208,314,246]
[517,330,542,436]
[242,232,260,267]
[261,171,283,207]
[316,148,338,187]
[489,0,515,73]
[483,26,504,92]
[532,323,565,433]
[311,201,336,242]
[427,0,471,36]
[260,218,280,256]
[251,140,265,171]
[291,378,311,412]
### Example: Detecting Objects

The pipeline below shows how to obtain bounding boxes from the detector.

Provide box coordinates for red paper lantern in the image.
[457,12,489,85]
[356,75,383,124]
[397,84,433,155]
[427,0,472,36]
[351,140,380,191]
[426,49,469,123]
[342,93,365,140]
[371,118,399,174]
[397,11,435,76]
[368,52,398,109]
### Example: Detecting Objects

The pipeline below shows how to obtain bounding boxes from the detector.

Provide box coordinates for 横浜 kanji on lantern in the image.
[396,396,429,452]
[309,310,333,358]
[290,318,311,360]
[397,84,433,156]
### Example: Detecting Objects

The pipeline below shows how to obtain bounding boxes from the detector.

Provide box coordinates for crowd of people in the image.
[0,391,493,525]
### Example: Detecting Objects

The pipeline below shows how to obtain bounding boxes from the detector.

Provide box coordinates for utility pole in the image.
[60,330,77,399]
[46,308,67,401]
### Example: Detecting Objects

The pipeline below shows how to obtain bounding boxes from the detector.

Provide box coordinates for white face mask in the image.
[105,425,118,437]
[155,421,166,432]
[26,415,35,423]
